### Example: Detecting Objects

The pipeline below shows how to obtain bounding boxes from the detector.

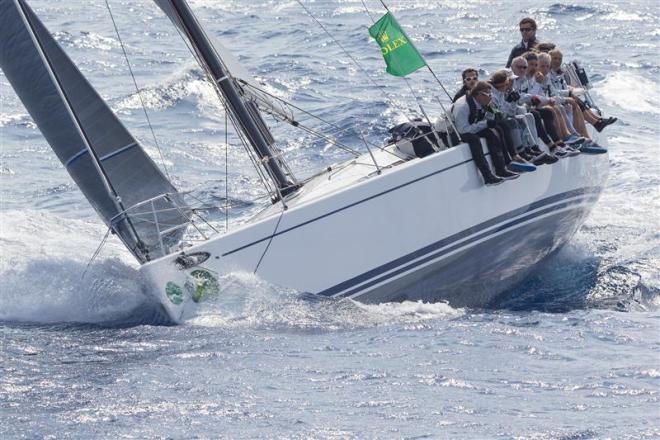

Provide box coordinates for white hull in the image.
[140,142,608,323]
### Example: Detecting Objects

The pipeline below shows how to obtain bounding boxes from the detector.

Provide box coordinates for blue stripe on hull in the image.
[318,188,600,299]
[350,204,593,307]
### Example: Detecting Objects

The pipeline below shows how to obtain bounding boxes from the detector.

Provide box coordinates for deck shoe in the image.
[564,147,581,157]
[595,117,617,132]
[508,161,537,173]
[520,151,534,161]
[542,153,559,164]
[484,174,504,186]
[496,170,520,180]
[531,151,553,165]
[564,135,586,146]
[552,147,568,158]
[579,142,608,155]
[529,146,545,156]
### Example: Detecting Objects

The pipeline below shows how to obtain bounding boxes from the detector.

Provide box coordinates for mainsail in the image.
[0,0,190,262]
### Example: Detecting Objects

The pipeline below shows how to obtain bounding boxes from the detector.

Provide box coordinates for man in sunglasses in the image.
[506,17,538,68]
[452,68,479,103]
[450,81,520,186]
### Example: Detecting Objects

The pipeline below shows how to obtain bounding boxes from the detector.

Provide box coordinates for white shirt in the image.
[451,95,488,134]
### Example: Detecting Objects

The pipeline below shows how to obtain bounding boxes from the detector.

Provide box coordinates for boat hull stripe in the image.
[326,195,598,299]
[222,153,599,257]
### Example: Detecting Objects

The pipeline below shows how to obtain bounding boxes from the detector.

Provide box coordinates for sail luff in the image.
[14,0,143,253]
[1,0,191,262]
[154,0,298,197]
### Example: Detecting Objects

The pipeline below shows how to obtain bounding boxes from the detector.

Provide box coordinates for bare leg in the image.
[583,108,600,125]
[550,105,570,138]
[566,98,589,138]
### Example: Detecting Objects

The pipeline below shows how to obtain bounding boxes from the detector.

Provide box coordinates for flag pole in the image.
[377,0,462,143]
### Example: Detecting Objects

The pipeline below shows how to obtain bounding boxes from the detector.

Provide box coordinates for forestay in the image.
[0,0,190,262]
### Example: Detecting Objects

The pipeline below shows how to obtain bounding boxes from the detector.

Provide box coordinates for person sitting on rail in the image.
[489,69,557,166]
[450,81,520,186]
[549,48,617,132]
[536,52,594,144]
[524,52,581,156]
[452,68,479,103]
[536,53,588,141]
[484,72,538,172]
[510,56,570,158]
[506,17,538,68]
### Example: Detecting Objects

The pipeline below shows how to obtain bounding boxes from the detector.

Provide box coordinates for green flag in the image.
[368,12,426,77]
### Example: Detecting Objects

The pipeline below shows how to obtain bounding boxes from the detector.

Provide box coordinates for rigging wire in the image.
[374,0,463,140]
[241,80,403,159]
[104,0,172,181]
[360,1,444,150]
[165,7,278,199]
[82,226,112,279]
[293,0,424,142]
[224,104,229,232]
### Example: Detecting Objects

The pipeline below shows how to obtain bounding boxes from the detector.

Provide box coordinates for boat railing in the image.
[111,191,231,258]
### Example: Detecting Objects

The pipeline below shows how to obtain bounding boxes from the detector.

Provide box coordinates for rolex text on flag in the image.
[368,12,426,77]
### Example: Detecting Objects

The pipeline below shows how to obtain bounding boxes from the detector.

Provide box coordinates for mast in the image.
[164,0,298,198]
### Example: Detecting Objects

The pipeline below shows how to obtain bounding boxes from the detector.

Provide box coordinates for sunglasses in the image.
[520,27,534,32]
[464,76,478,81]
[478,92,492,97]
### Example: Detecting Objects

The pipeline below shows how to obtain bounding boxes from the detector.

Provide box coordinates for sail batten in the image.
[0,0,190,262]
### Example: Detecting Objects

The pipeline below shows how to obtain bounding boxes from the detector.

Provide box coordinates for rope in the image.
[253,208,285,273]
[294,0,420,129]
[82,227,112,279]
[104,0,171,181]
[373,0,462,141]
[242,81,402,157]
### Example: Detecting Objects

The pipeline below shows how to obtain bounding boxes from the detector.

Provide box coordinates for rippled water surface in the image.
[1,0,659,438]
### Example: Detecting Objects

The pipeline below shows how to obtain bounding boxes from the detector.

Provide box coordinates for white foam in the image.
[595,72,659,115]
[0,210,146,324]
[188,270,463,330]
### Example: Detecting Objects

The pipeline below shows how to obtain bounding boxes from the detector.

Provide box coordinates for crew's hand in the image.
[548,97,556,105]
[531,95,541,106]
[534,71,544,83]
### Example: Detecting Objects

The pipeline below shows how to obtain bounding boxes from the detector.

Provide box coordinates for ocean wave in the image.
[52,30,119,51]
[0,210,154,326]
[188,271,463,330]
[114,65,222,116]
[0,113,36,129]
[595,71,659,115]
[543,3,600,15]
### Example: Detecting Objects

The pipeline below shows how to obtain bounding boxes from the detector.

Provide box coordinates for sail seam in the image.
[64,148,89,167]
[99,142,138,162]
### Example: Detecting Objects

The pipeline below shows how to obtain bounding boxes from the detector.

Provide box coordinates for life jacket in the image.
[466,94,485,125]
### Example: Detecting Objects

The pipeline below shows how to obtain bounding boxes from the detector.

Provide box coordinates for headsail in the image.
[0,0,189,262]
[153,0,299,198]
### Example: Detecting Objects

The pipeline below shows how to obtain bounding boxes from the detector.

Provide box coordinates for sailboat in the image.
[0,0,608,324]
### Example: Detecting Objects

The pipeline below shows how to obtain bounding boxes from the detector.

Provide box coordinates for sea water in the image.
[1,1,658,438]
